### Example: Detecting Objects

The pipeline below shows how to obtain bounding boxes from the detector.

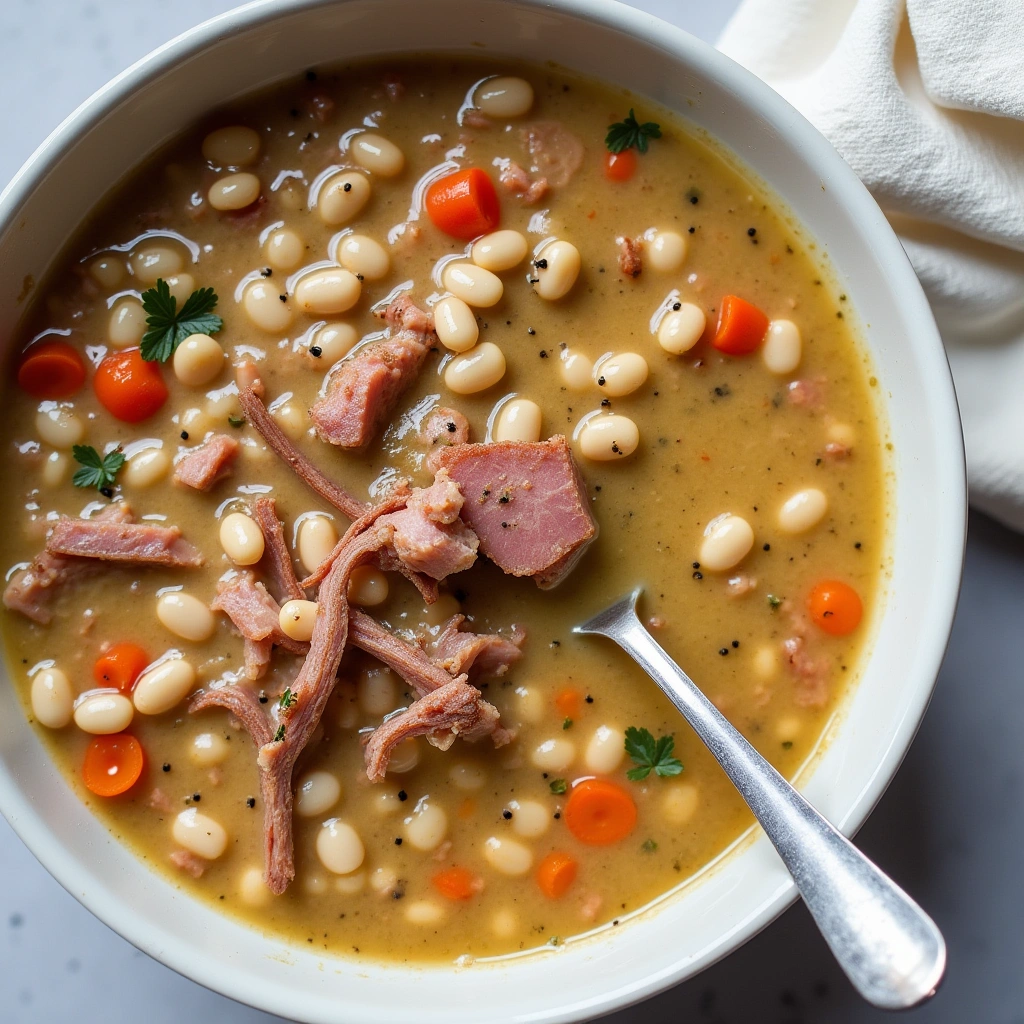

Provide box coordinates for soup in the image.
[0,59,887,962]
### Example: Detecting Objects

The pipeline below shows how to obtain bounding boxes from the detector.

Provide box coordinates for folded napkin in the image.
[719,0,1024,531]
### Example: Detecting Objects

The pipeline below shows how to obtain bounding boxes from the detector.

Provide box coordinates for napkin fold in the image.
[719,0,1024,530]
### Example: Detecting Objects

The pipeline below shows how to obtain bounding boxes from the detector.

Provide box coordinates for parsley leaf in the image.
[605,109,662,155]
[767,594,782,610]
[140,278,222,363]
[549,778,568,795]
[624,726,683,781]
[279,688,296,710]
[273,724,286,743]
[71,444,125,491]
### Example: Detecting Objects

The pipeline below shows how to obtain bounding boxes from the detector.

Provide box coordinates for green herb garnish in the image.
[228,413,246,428]
[641,838,658,853]
[72,444,125,491]
[140,278,222,363]
[279,688,295,710]
[273,724,286,743]
[767,594,782,610]
[562,717,573,731]
[549,778,568,795]
[605,109,662,154]
[624,726,683,781]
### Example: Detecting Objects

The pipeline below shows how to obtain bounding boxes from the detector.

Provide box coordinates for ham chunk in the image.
[499,161,549,204]
[310,296,435,447]
[173,434,239,491]
[520,122,584,188]
[434,436,597,588]
[46,518,203,567]
[428,614,524,678]
[618,236,643,278]
[420,407,470,472]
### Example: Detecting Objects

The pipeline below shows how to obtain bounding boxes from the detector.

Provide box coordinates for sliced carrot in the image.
[564,778,637,846]
[555,687,582,719]
[808,580,863,636]
[604,149,637,182]
[17,341,87,399]
[82,733,145,797]
[94,348,169,423]
[712,294,769,355]
[93,642,150,693]
[425,168,501,240]
[432,866,483,901]
[536,851,578,899]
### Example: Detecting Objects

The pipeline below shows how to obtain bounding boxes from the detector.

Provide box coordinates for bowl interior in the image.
[0,1,965,1022]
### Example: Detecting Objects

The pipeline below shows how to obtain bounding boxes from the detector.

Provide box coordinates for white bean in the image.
[492,397,542,443]
[530,737,576,771]
[434,296,479,353]
[294,267,361,315]
[754,645,779,680]
[163,273,196,305]
[296,771,342,817]
[271,400,306,439]
[826,419,856,448]
[513,685,544,724]
[219,511,265,565]
[387,737,420,774]
[264,227,305,271]
[108,298,147,348]
[404,800,448,851]
[594,352,648,397]
[317,819,365,874]
[533,240,580,301]
[444,342,505,394]
[373,789,402,815]
[74,691,134,734]
[472,230,528,272]
[347,565,389,606]
[508,799,549,838]
[658,304,706,354]
[560,348,593,390]
[776,716,802,743]
[173,334,224,387]
[661,782,699,825]
[577,414,639,461]
[491,908,519,938]
[483,836,532,876]
[36,406,85,449]
[312,323,358,365]
[350,133,405,177]
[762,319,802,374]
[89,257,124,289]
[777,488,828,534]
[156,593,215,643]
[475,76,534,118]
[238,865,271,907]
[584,725,625,774]
[41,451,69,487]
[448,763,486,791]
[443,263,503,308]
[369,866,399,895]
[123,448,170,488]
[421,592,461,628]
[317,172,371,226]
[180,406,213,437]
[173,808,228,859]
[279,600,318,642]
[699,514,754,572]
[190,731,230,767]
[208,172,260,211]
[243,280,294,333]
[647,231,687,273]
[31,667,73,729]
[337,234,390,280]
[133,658,197,715]
[405,901,445,925]
[202,126,261,167]
[131,246,184,284]
[297,515,338,574]
[358,666,398,715]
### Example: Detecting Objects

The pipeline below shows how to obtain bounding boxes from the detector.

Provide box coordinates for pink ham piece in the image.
[428,614,523,678]
[46,518,203,567]
[251,497,304,603]
[310,296,436,448]
[420,406,470,472]
[520,122,584,188]
[173,434,239,491]
[434,435,597,588]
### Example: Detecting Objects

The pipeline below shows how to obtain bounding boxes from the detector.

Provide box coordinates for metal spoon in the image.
[574,588,945,1010]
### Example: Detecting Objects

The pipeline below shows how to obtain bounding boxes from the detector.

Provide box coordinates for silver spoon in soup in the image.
[575,588,945,1010]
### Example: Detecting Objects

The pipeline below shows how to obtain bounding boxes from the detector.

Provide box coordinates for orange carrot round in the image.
[82,733,145,797]
[713,295,769,355]
[536,851,578,898]
[554,687,583,720]
[425,168,501,240]
[564,778,637,846]
[17,341,87,399]
[432,865,482,900]
[604,149,637,182]
[808,580,863,636]
[93,642,150,693]
[94,348,169,423]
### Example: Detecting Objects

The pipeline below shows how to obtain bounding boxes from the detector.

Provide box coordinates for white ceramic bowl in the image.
[0,1,965,1021]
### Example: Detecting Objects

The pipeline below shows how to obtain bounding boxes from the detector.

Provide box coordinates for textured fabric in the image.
[720,0,1024,529]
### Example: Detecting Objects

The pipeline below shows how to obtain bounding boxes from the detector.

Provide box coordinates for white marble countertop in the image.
[2,2,1021,1022]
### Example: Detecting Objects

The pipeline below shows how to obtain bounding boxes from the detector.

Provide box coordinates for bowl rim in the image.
[0,0,967,1020]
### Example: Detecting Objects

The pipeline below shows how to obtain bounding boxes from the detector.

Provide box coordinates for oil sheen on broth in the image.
[0,59,887,962]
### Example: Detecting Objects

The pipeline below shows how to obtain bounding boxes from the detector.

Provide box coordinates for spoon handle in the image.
[593,602,945,1010]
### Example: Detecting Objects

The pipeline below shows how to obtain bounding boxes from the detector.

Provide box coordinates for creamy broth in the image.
[0,59,887,962]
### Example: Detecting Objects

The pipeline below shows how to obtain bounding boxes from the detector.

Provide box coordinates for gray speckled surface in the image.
[2,2,1019,1022]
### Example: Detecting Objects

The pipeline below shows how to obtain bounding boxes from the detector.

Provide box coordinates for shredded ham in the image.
[46,517,203,567]
[252,497,304,603]
[172,434,239,491]
[428,614,524,678]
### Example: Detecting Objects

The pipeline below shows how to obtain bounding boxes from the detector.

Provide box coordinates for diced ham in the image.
[726,575,758,597]
[787,377,826,411]
[434,436,597,588]
[823,442,852,461]
[618,236,643,278]
[463,109,492,129]
[46,518,203,567]
[173,434,239,491]
[171,849,207,878]
[147,788,173,813]
[499,161,549,204]
[252,497,304,603]
[310,296,436,448]
[236,360,262,393]
[783,636,830,707]
[420,407,470,472]
[428,614,523,678]
[306,92,335,122]
[520,122,584,188]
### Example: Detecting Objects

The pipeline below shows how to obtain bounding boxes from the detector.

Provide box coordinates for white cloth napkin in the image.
[718,0,1024,531]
